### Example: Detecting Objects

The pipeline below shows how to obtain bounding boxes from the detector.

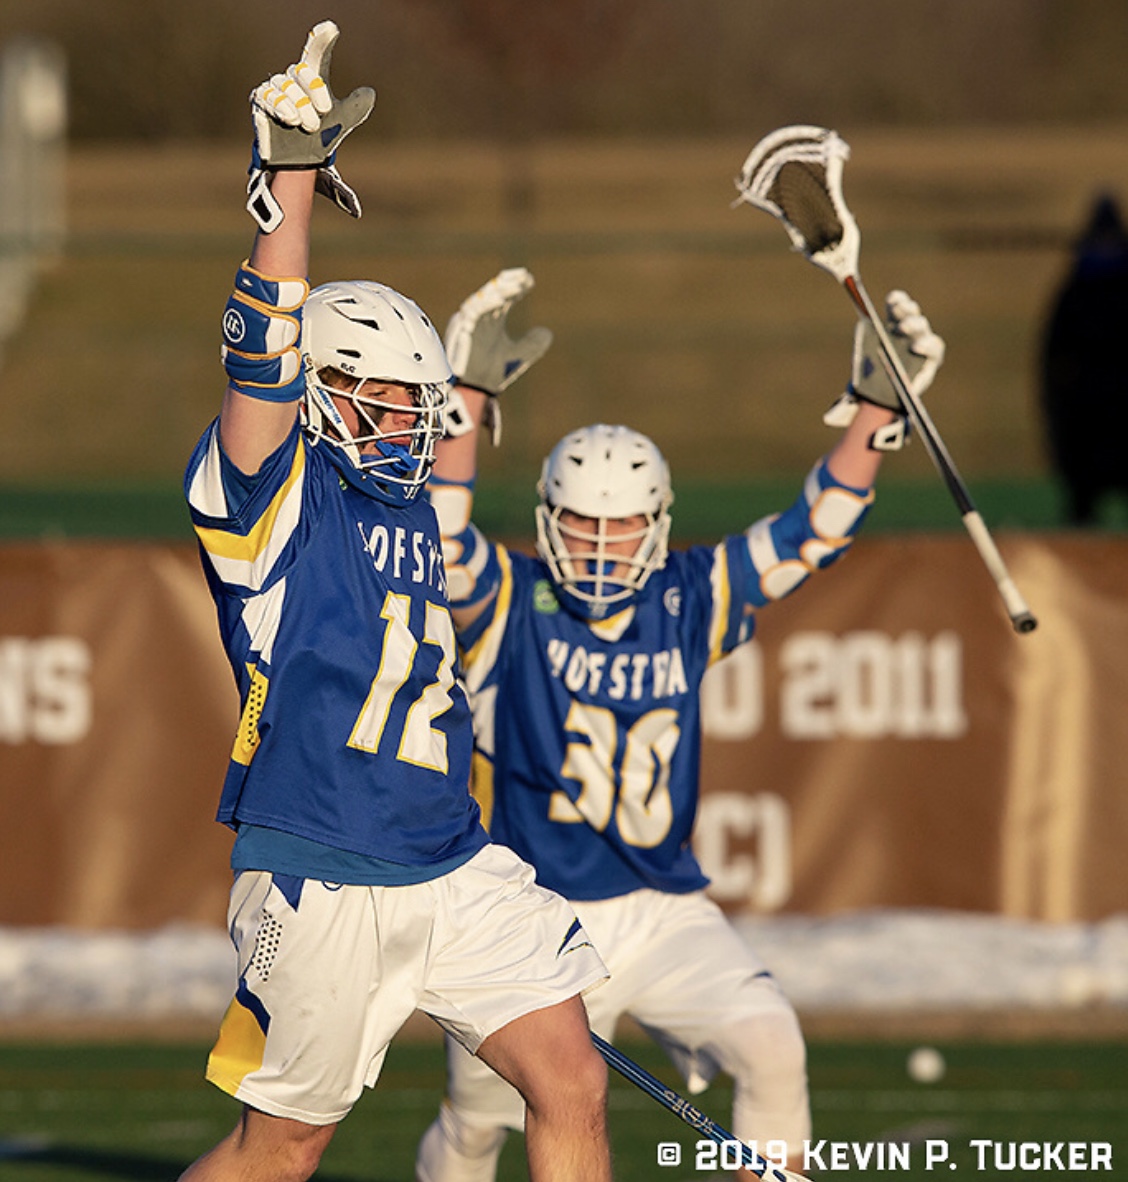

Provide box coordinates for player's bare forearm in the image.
[248,169,316,279]
[825,400,896,488]
[219,170,316,474]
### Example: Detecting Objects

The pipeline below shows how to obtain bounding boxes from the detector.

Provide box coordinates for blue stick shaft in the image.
[591,1032,800,1181]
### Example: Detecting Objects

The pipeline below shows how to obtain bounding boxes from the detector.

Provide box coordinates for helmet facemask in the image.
[302,366,448,494]
[536,505,671,616]
[535,424,673,618]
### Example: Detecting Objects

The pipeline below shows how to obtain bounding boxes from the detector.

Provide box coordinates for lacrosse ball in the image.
[906,1046,946,1083]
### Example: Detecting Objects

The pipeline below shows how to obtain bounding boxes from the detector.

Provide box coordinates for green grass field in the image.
[2,1037,1124,1180]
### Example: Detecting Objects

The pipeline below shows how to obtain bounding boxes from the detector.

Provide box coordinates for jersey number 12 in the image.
[347,591,457,772]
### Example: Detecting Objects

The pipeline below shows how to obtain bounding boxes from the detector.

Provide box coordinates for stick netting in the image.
[767,161,844,254]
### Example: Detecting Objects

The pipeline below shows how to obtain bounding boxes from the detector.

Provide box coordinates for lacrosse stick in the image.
[592,1033,806,1181]
[734,126,1037,635]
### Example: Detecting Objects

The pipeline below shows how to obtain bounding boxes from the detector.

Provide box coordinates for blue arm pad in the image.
[429,476,501,608]
[743,458,874,605]
[221,262,310,403]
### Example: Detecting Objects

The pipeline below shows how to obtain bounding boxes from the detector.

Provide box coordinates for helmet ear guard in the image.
[300,280,453,501]
[534,424,673,617]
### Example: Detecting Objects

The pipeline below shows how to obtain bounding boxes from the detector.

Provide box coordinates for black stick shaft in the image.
[843,276,1037,634]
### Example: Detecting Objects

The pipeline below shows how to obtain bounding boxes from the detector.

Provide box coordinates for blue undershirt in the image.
[231,823,478,886]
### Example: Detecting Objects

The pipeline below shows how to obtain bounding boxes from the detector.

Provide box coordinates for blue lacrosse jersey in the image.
[447,456,872,901]
[460,537,761,900]
[185,419,486,871]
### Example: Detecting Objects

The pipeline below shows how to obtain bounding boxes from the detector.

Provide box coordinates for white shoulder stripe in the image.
[240,577,286,664]
[468,683,498,758]
[462,547,513,694]
[745,514,781,575]
[186,430,230,519]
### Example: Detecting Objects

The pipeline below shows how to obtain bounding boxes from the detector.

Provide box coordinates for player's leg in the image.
[178,1107,336,1182]
[414,1037,519,1182]
[476,995,610,1182]
[615,891,810,1175]
[703,996,809,1177]
[416,945,633,1182]
[183,871,434,1180]
[418,844,611,1182]
[416,902,636,1182]
[415,1027,613,1182]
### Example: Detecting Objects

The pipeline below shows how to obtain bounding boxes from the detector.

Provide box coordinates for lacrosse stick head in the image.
[733,125,861,283]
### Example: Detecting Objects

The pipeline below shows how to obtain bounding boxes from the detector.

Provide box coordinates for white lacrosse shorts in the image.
[442,887,809,1150]
[204,843,607,1125]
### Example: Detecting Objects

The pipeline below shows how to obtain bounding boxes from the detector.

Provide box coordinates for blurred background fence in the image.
[3,128,1128,538]
[2,1,1128,533]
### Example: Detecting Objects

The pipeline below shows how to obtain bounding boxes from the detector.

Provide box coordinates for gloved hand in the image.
[443,268,554,445]
[245,20,376,232]
[824,289,945,450]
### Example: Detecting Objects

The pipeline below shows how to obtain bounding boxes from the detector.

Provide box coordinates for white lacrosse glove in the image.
[246,21,376,233]
[824,289,946,450]
[443,267,554,446]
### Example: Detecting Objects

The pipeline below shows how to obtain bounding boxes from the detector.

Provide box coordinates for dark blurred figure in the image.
[1041,193,1128,525]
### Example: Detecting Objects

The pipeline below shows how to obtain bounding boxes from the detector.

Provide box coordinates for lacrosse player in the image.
[416,270,944,1181]
[179,26,612,1182]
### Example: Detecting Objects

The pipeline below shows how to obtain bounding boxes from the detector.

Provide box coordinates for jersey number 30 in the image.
[347,592,457,772]
[549,701,680,848]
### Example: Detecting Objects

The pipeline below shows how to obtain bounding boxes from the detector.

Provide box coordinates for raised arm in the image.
[823,398,895,488]
[219,171,315,473]
[823,289,945,488]
[430,269,553,629]
[216,21,374,475]
[729,290,946,622]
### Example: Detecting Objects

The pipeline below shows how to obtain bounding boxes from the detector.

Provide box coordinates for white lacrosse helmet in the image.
[301,280,452,502]
[535,424,673,617]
